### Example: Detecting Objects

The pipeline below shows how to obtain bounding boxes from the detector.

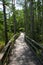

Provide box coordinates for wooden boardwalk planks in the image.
[8,33,41,65]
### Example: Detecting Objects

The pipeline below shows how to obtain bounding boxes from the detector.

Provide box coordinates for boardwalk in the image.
[8,33,41,65]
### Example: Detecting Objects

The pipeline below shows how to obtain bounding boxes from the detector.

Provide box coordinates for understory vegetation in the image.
[0,0,43,51]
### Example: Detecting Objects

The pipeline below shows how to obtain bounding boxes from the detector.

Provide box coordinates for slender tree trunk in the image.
[37,0,41,41]
[24,0,28,35]
[3,0,8,45]
[41,0,43,41]
[37,0,41,32]
[30,0,34,39]
[12,0,16,34]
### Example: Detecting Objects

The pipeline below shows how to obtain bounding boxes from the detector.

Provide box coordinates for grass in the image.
[0,41,5,45]
[0,41,5,52]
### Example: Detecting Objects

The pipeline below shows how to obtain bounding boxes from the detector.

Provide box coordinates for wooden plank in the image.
[0,33,20,65]
[26,36,43,64]
[26,36,43,49]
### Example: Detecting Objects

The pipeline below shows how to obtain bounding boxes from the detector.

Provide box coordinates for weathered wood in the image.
[8,33,41,65]
[25,36,43,64]
[26,36,43,49]
[0,33,19,65]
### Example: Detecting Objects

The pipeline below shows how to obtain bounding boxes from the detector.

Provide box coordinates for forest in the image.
[0,0,43,51]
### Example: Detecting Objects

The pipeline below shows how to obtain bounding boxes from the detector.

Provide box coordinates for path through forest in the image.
[8,32,41,65]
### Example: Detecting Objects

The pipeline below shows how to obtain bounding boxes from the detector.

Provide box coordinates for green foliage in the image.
[0,11,4,41]
[0,0,43,47]
[24,0,43,44]
[8,10,25,32]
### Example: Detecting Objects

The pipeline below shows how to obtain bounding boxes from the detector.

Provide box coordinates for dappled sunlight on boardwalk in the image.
[8,33,41,65]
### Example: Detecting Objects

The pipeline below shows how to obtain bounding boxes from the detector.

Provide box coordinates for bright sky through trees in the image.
[0,0,37,11]
[0,0,22,12]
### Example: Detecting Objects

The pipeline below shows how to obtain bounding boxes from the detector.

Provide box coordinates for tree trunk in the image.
[12,0,17,34]
[41,0,43,41]
[30,0,34,39]
[24,0,28,35]
[3,0,8,45]
[37,0,41,41]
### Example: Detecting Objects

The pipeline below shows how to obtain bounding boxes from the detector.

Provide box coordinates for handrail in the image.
[25,36,43,64]
[0,33,19,65]
[26,36,43,49]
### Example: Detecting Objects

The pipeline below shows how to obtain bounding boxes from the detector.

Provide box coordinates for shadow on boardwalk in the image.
[8,32,41,65]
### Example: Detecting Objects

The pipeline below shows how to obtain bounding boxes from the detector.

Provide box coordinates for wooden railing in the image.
[0,33,19,65]
[25,36,43,64]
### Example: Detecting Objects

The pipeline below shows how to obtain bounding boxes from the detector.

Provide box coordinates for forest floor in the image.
[8,32,41,65]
